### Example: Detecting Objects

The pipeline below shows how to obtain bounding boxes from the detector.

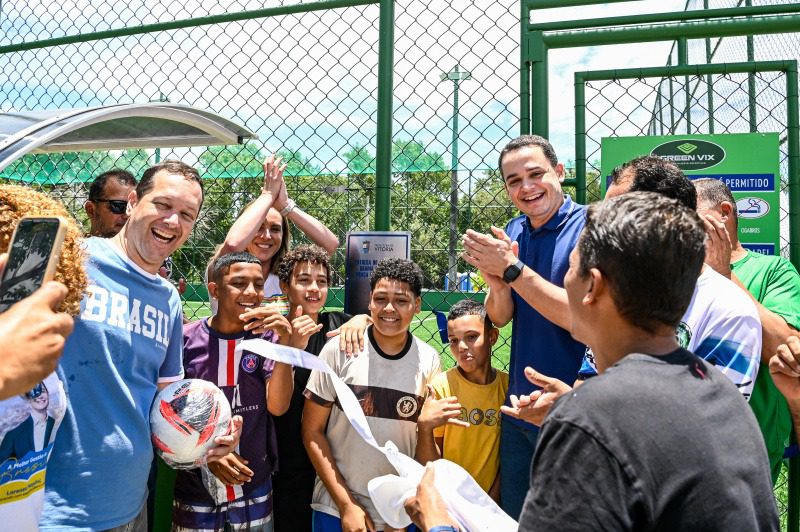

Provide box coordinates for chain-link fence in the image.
[584,69,791,252]
[0,0,524,370]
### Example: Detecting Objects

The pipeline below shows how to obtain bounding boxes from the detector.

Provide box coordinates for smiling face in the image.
[211,262,265,323]
[281,260,328,317]
[447,314,497,375]
[30,385,49,413]
[123,170,202,274]
[247,208,284,266]
[502,145,565,228]
[368,278,421,340]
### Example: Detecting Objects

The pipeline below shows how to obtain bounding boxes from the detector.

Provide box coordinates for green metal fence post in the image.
[529,30,549,137]
[677,37,692,133]
[521,1,531,135]
[668,58,677,133]
[705,0,715,134]
[789,61,800,532]
[374,0,394,231]
[574,73,587,205]
[746,0,758,133]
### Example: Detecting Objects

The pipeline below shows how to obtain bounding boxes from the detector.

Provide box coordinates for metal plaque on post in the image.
[345,231,411,315]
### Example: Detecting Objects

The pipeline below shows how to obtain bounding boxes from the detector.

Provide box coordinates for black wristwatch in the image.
[502,259,525,284]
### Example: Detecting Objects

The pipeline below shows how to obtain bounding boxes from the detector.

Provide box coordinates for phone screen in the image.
[0,218,62,313]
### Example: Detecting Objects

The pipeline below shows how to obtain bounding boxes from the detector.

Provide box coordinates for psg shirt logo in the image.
[241,353,259,373]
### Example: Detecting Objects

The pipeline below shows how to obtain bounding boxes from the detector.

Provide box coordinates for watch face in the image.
[503,262,522,283]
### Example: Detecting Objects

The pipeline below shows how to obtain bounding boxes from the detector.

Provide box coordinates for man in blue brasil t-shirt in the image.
[42,161,242,531]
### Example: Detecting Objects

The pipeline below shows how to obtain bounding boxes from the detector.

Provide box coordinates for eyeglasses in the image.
[92,199,128,214]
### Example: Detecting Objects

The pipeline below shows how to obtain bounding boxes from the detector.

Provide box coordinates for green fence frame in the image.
[521,0,800,138]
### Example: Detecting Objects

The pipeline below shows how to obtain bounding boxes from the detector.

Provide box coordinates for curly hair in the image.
[369,258,423,297]
[277,244,331,285]
[0,185,87,315]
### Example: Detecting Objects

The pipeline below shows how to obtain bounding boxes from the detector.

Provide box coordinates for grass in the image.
[183,301,513,372]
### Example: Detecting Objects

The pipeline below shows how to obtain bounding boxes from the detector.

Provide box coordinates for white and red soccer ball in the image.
[150,379,232,469]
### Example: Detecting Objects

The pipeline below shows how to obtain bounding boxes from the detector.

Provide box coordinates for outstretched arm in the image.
[274,177,339,256]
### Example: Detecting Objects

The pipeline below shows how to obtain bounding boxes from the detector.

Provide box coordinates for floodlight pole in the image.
[441,65,472,290]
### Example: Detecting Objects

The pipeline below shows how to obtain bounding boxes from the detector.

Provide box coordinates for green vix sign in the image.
[601,133,780,255]
[651,139,726,171]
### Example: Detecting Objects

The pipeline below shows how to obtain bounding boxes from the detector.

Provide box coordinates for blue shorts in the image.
[172,482,273,532]
[312,510,417,532]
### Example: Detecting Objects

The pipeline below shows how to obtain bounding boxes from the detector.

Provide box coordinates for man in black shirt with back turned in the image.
[404,192,778,532]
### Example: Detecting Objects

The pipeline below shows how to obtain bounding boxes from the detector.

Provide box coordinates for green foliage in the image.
[0,149,151,184]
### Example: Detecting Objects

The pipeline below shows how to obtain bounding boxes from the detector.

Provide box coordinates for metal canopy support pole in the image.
[374,0,394,231]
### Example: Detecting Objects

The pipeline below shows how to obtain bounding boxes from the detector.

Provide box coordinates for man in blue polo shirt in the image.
[463,134,586,518]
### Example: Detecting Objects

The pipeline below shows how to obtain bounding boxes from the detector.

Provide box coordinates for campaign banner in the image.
[345,232,411,315]
[601,133,780,255]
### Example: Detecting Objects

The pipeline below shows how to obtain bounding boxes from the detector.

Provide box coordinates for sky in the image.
[0,0,748,174]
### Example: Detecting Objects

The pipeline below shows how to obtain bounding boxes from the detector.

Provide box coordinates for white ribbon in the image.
[236,339,517,531]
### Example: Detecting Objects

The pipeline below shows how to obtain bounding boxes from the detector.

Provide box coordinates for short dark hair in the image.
[578,191,705,334]
[277,244,331,285]
[210,251,261,283]
[693,178,738,227]
[498,135,558,179]
[447,299,489,324]
[611,156,696,210]
[369,258,423,297]
[137,160,204,207]
[88,169,138,200]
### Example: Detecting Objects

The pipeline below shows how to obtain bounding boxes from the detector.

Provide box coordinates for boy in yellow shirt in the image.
[415,299,509,501]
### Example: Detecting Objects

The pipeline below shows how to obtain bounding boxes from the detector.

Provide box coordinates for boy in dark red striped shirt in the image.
[174,251,293,532]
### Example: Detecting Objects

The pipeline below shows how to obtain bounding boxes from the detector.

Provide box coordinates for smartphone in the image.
[0,216,67,313]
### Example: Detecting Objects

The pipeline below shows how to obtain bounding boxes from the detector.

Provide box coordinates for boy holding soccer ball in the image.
[174,251,294,532]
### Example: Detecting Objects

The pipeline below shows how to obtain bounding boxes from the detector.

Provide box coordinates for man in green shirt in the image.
[695,177,800,481]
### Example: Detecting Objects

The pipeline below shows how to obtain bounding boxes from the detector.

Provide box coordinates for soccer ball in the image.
[150,379,232,469]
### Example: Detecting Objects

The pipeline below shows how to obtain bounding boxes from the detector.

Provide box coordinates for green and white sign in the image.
[601,133,780,255]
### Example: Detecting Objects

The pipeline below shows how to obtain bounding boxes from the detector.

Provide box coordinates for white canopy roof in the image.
[0,102,257,173]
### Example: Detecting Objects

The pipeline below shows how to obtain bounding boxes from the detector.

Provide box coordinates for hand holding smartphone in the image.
[0,216,67,313]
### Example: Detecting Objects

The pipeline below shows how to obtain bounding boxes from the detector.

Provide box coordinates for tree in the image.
[340,139,452,289]
[0,149,151,230]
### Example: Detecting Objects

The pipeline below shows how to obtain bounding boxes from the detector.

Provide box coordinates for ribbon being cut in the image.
[236,339,517,531]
